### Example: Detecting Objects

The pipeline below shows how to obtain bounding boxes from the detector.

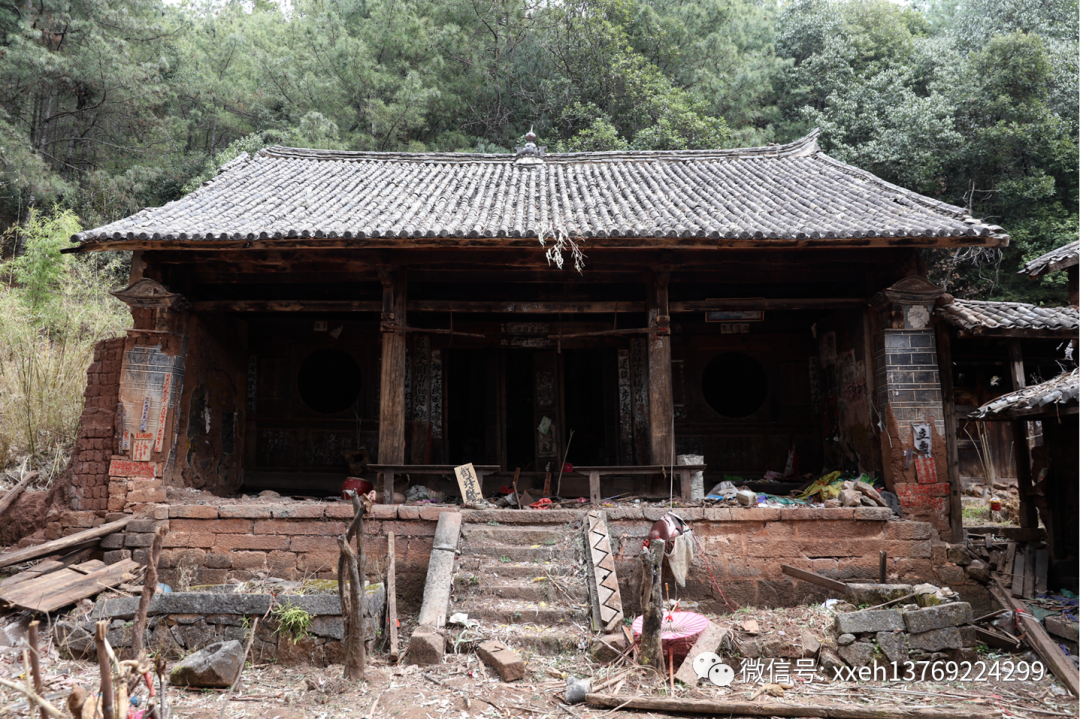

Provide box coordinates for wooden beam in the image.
[1008,339,1039,529]
[670,298,866,311]
[65,234,1009,254]
[781,564,848,593]
[646,272,674,467]
[377,268,408,501]
[194,300,381,312]
[935,323,964,543]
[0,517,133,569]
[0,471,37,518]
[957,328,1078,340]
[584,693,999,719]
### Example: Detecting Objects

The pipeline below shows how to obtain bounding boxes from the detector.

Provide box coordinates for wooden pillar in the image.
[934,322,964,543]
[378,267,407,501]
[1007,339,1038,528]
[647,271,674,467]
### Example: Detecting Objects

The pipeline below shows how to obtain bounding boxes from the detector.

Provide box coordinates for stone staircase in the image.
[449,519,594,655]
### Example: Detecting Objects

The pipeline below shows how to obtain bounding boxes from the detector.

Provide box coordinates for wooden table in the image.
[368,464,501,504]
[572,465,706,504]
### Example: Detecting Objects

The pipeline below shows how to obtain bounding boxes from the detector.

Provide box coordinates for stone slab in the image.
[903,603,973,634]
[92,592,343,620]
[675,622,728,686]
[838,641,874,667]
[876,632,909,663]
[907,626,962,651]
[834,609,904,635]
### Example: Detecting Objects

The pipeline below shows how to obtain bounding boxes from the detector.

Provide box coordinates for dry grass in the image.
[0,210,130,489]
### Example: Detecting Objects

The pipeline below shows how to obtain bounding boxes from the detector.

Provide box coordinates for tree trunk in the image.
[639,539,665,670]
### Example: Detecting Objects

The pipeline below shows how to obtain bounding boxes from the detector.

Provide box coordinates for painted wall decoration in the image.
[118,345,185,463]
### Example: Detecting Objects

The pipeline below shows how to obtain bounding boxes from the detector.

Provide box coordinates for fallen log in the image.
[584,693,997,719]
[781,564,848,594]
[0,471,37,518]
[0,516,134,569]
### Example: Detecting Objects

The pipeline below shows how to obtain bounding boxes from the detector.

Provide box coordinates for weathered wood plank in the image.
[377,268,408,500]
[781,564,848,593]
[935,323,964,543]
[989,579,1079,696]
[0,559,140,613]
[583,511,623,633]
[0,517,133,569]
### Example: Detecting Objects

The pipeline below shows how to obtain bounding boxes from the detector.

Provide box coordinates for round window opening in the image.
[701,352,768,418]
[297,349,362,414]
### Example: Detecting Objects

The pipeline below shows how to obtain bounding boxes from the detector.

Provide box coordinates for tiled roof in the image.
[970,368,1079,419]
[73,131,1007,246]
[1019,241,1079,278]
[936,299,1078,335]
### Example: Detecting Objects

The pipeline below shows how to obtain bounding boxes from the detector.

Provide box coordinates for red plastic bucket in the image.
[342,477,374,500]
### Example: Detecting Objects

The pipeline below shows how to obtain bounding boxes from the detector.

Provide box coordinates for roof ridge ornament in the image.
[515,127,545,164]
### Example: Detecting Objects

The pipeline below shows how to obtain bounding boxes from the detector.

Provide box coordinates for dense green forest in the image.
[1,0,1077,301]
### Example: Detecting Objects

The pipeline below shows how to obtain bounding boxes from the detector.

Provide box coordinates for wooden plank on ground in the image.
[584,693,997,719]
[583,510,624,633]
[0,559,140,613]
[1011,550,1026,598]
[988,579,1079,696]
[0,516,133,569]
[69,560,106,575]
[781,564,848,594]
[973,626,1020,652]
[674,622,729,686]
[1004,541,1017,580]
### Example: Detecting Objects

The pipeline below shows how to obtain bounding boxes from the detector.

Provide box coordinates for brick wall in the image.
[873,329,945,440]
[97,505,985,614]
[62,337,125,511]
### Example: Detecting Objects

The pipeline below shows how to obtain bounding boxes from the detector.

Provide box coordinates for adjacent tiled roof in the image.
[1019,241,1079,278]
[936,299,1079,335]
[970,368,1079,419]
[73,131,1007,245]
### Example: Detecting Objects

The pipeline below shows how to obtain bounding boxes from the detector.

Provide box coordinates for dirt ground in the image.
[1,605,1076,719]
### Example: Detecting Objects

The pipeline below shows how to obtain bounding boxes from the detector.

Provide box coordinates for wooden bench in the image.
[368,464,501,504]
[571,464,706,504]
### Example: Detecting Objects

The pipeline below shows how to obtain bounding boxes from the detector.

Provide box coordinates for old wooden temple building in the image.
[62,130,1016,542]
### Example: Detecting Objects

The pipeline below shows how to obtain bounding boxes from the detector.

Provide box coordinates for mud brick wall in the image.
[59,337,125,511]
[873,329,945,438]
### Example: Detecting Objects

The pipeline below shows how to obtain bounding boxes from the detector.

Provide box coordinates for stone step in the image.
[440,625,581,656]
[449,597,590,627]
[456,558,576,579]
[459,525,570,546]
[456,576,588,603]
[458,544,565,563]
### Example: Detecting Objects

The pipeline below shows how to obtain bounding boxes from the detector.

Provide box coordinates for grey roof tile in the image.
[74,131,1005,245]
[1018,241,1079,278]
[936,299,1078,334]
[970,368,1078,418]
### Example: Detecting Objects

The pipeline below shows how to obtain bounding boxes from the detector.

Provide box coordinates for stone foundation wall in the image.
[85,504,986,614]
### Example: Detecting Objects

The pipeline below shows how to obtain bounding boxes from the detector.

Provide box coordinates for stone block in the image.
[169,640,245,688]
[171,518,252,534]
[959,626,977,648]
[801,631,820,658]
[838,641,874,667]
[853,507,893,521]
[370,504,397,520]
[835,610,904,635]
[408,626,445,666]
[965,560,990,584]
[875,632,908,663]
[92,593,273,620]
[253,519,347,535]
[127,518,164,533]
[125,533,156,548]
[818,648,847,678]
[845,584,913,606]
[1045,616,1079,642]
[170,505,219,519]
[270,504,326,519]
[218,505,273,519]
[903,603,973,633]
[476,640,526,681]
[101,533,125,550]
[945,544,972,566]
[103,549,131,564]
[907,627,961,651]
[213,534,291,551]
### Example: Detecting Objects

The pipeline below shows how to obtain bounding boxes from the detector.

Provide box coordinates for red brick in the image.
[297,552,338,574]
[325,504,355,519]
[370,504,397,520]
[885,521,932,540]
[253,519,346,535]
[290,536,339,553]
[171,518,252,534]
[231,551,268,569]
[126,487,166,503]
[419,506,457,521]
[214,534,290,551]
[266,551,297,574]
[163,532,216,549]
[853,507,894,520]
[169,505,219,519]
[160,548,206,568]
[204,553,234,569]
[218,505,273,519]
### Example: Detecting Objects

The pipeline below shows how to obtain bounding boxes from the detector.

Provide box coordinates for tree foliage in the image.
[0,0,1074,304]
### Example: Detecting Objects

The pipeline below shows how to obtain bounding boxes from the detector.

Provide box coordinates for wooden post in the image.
[28,621,44,719]
[589,471,601,505]
[639,539,665,670]
[647,271,674,468]
[94,621,114,719]
[1007,340,1038,528]
[387,532,399,662]
[129,525,166,660]
[378,267,408,503]
[338,538,366,680]
[879,550,887,584]
[934,322,964,542]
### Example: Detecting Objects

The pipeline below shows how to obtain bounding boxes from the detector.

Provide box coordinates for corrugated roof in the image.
[73,131,1007,246]
[1019,241,1079,278]
[936,299,1078,335]
[970,368,1079,419]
